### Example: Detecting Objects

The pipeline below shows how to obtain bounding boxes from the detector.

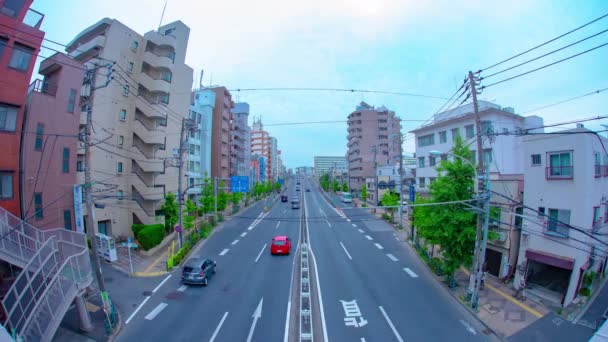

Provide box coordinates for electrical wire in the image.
[229,87,450,100]
[520,87,608,115]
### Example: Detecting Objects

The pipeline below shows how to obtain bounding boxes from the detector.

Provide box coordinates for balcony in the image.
[545,166,573,180]
[144,30,177,49]
[133,118,165,145]
[595,165,608,178]
[69,35,106,61]
[133,157,164,173]
[143,50,174,70]
[131,174,164,201]
[28,79,56,97]
[139,72,171,94]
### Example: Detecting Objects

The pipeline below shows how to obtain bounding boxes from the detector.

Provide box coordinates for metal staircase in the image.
[0,207,92,342]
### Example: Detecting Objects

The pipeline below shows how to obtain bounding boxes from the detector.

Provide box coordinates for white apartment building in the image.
[514,125,608,308]
[187,89,215,200]
[410,101,543,279]
[66,19,193,237]
[314,156,347,176]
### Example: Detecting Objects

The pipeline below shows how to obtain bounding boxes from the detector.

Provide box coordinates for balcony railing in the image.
[23,8,44,28]
[28,80,57,97]
[595,165,608,178]
[545,166,573,180]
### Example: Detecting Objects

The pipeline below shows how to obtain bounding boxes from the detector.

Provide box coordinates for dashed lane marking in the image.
[220,249,229,256]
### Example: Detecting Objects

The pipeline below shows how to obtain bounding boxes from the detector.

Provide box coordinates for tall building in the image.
[347,102,401,191]
[232,102,250,177]
[21,53,85,230]
[314,156,347,176]
[0,0,45,217]
[66,19,193,237]
[251,117,271,182]
[270,136,278,182]
[209,86,233,181]
[187,88,215,200]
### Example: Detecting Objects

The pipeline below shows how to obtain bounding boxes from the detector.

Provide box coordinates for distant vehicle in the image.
[341,192,353,203]
[181,257,216,286]
[281,195,288,202]
[306,188,310,192]
[270,236,291,255]
[291,199,300,209]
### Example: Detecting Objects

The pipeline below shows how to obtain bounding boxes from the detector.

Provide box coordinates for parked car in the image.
[181,257,216,285]
[270,236,292,255]
[281,195,288,202]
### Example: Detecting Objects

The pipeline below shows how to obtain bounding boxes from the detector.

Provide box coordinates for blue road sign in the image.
[231,176,250,193]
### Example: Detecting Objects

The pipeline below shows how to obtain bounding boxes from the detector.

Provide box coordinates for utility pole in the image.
[214,176,218,219]
[468,70,487,308]
[83,62,113,312]
[398,134,404,229]
[473,164,491,309]
[177,119,185,248]
[373,146,378,207]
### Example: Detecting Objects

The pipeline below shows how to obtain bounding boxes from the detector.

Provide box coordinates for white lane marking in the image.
[339,242,353,260]
[326,220,332,228]
[352,223,357,227]
[241,232,247,237]
[283,301,291,342]
[358,229,364,233]
[152,274,172,293]
[387,254,398,262]
[246,298,263,342]
[220,248,229,256]
[460,319,478,335]
[125,296,150,324]
[145,302,168,320]
[365,235,373,240]
[346,218,351,222]
[361,338,366,342]
[255,244,267,263]
[231,239,239,245]
[379,306,404,342]
[374,243,384,250]
[248,226,254,231]
[404,268,419,278]
[276,221,280,229]
[209,312,229,342]
[177,285,187,292]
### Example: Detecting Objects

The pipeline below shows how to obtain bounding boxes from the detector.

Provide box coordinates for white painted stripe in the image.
[339,242,353,260]
[404,268,419,278]
[326,220,332,228]
[375,243,384,250]
[361,338,366,342]
[379,306,404,342]
[219,248,229,256]
[310,248,329,342]
[231,239,239,245]
[358,229,364,233]
[283,301,291,342]
[125,296,150,324]
[177,285,187,292]
[209,312,229,342]
[248,226,254,231]
[241,232,247,237]
[352,223,357,227]
[365,235,373,240]
[255,244,267,263]
[276,221,280,229]
[152,274,172,293]
[387,254,398,262]
[346,218,351,222]
[145,302,168,320]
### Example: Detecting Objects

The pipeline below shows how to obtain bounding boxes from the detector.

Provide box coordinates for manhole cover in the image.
[166,292,185,300]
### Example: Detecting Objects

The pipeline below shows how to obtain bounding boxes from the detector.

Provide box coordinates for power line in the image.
[229,87,450,100]
[480,41,608,89]
[478,12,608,72]
[521,87,608,114]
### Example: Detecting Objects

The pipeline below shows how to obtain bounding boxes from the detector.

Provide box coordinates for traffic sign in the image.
[175,225,182,233]
[231,176,250,193]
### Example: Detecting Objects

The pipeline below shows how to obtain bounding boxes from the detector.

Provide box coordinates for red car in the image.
[270,236,292,255]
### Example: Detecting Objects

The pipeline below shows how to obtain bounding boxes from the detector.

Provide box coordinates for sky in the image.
[32,0,608,168]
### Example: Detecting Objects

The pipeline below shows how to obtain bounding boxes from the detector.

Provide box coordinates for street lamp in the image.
[428,150,479,194]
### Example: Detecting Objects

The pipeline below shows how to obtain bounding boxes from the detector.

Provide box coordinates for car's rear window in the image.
[273,240,286,246]
[183,266,194,273]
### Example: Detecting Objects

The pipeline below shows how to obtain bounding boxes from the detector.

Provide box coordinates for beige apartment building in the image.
[251,117,272,182]
[347,102,401,192]
[210,86,233,180]
[66,18,193,237]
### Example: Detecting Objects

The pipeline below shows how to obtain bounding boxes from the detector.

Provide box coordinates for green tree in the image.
[381,191,399,221]
[274,182,281,192]
[254,182,264,199]
[231,191,243,207]
[361,184,368,202]
[413,136,477,279]
[264,181,273,194]
[341,181,348,192]
[320,174,330,191]
[332,180,340,192]
[217,180,228,212]
[198,175,214,216]
[183,199,197,231]
[160,192,178,234]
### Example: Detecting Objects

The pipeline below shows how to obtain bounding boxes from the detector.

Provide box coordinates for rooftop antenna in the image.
[199,69,204,89]
[158,0,168,32]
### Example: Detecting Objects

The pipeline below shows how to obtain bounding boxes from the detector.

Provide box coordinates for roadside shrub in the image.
[381,213,391,222]
[429,257,444,276]
[137,224,165,250]
[132,224,146,239]
[579,287,591,297]
[199,223,213,238]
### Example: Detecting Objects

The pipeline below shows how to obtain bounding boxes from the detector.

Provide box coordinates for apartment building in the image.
[314,156,347,176]
[0,0,44,217]
[251,117,271,182]
[186,88,215,200]
[270,136,278,182]
[210,86,233,181]
[21,53,85,230]
[232,102,251,177]
[347,102,401,191]
[410,101,542,279]
[65,19,193,237]
[514,125,608,308]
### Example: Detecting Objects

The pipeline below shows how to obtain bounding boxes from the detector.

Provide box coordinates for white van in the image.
[341,192,353,203]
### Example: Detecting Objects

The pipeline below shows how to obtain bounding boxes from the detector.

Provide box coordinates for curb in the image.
[108,304,123,342]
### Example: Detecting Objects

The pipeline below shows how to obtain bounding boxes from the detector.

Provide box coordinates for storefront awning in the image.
[526,249,575,270]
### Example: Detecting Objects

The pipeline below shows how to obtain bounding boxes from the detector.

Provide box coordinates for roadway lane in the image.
[306,184,495,341]
[116,188,301,342]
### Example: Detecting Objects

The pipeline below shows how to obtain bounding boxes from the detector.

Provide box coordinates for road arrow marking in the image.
[247,298,263,342]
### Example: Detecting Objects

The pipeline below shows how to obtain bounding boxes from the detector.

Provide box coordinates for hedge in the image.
[137,224,165,250]
[132,223,164,241]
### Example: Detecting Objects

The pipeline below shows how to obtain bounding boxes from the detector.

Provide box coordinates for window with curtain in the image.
[547,208,570,236]
[548,152,572,177]
[9,42,34,71]
[0,105,18,131]
[0,173,13,199]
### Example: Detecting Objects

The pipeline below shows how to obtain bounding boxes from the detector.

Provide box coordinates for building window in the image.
[417,134,435,147]
[119,109,127,121]
[419,177,426,188]
[8,42,34,71]
[439,131,447,143]
[77,160,84,172]
[159,117,167,127]
[131,40,138,51]
[514,207,523,229]
[538,207,545,218]
[604,202,608,223]
[482,148,493,164]
[63,210,72,230]
[123,84,129,97]
[418,157,425,168]
[547,208,570,237]
[594,152,601,177]
[161,71,172,83]
[67,89,76,113]
[128,62,134,72]
[465,124,475,139]
[62,148,70,173]
[531,154,541,166]
[160,93,169,104]
[480,120,492,135]
[593,206,601,230]
[159,137,166,150]
[440,154,447,162]
[164,28,175,35]
[0,104,18,131]
[429,156,436,167]
[118,135,124,146]
[0,172,13,199]
[34,192,43,219]
[117,190,123,200]
[117,162,123,173]
[451,128,460,141]
[547,151,572,179]
[0,37,7,58]
[34,123,44,150]
[1,1,25,17]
